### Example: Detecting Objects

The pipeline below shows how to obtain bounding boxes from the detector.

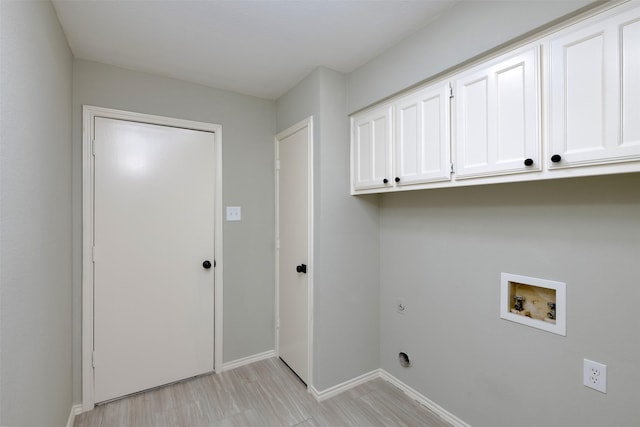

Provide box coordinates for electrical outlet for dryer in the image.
[584,359,607,393]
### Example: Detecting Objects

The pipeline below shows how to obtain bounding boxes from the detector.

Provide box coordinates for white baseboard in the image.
[221,349,276,372]
[308,368,469,426]
[309,369,381,401]
[66,404,83,427]
[379,370,471,427]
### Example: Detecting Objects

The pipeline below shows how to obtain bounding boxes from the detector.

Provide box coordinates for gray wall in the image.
[276,68,380,391]
[347,0,594,113]
[72,60,277,402]
[0,1,74,425]
[2,1,631,424]
[347,1,640,425]
[378,175,640,426]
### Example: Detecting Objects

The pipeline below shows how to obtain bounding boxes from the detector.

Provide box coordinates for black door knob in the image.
[202,260,212,269]
[524,158,534,166]
[395,177,400,183]
[551,154,562,163]
[296,264,307,274]
[383,178,389,184]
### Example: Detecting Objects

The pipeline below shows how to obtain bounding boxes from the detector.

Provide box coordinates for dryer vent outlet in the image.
[399,352,411,368]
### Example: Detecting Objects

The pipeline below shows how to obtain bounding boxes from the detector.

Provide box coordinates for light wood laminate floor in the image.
[75,357,453,427]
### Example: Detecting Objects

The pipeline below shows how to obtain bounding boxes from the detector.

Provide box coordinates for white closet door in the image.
[277,121,311,384]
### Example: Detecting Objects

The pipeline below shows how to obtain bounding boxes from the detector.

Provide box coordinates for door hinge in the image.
[276,160,280,171]
[450,163,455,174]
[276,239,280,250]
[92,246,96,263]
[91,139,96,156]
[448,85,454,98]
[92,351,96,368]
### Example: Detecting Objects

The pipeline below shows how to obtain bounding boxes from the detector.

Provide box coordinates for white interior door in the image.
[93,117,215,403]
[277,119,311,384]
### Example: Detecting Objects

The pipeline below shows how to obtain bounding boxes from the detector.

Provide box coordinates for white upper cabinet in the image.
[351,104,393,191]
[549,7,640,168]
[350,3,640,195]
[394,83,451,185]
[453,45,541,179]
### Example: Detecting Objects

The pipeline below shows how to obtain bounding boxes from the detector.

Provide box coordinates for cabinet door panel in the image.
[549,7,640,168]
[567,34,605,153]
[395,84,451,185]
[355,121,373,183]
[622,17,640,148]
[455,45,540,179]
[352,105,392,190]
[422,94,448,174]
[397,102,418,177]
[550,30,610,162]
[496,61,529,163]
[460,77,490,170]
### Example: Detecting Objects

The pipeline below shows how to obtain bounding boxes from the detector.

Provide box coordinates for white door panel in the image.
[277,121,310,384]
[93,117,215,403]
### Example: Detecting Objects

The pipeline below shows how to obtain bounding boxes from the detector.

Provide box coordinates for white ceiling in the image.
[52,0,460,100]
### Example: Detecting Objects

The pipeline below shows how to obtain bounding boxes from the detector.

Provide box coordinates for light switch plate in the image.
[226,206,241,221]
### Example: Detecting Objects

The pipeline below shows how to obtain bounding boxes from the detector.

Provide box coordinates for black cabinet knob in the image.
[551,154,562,163]
[383,178,388,184]
[524,158,534,166]
[296,264,307,274]
[395,177,400,183]
[202,260,212,269]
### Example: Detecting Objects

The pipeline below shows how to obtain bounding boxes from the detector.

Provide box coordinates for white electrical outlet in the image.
[396,298,406,314]
[226,206,241,221]
[583,359,607,393]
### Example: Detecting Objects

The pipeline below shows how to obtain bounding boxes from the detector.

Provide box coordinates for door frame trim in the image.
[81,105,224,410]
[274,116,314,389]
